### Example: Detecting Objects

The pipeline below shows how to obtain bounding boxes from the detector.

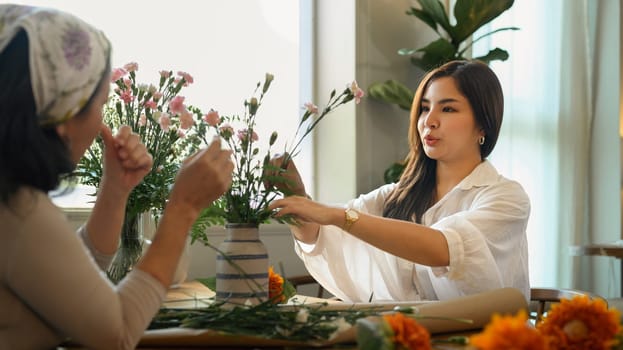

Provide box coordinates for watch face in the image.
[347,209,358,220]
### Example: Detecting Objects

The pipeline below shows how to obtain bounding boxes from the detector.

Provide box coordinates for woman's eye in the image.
[420,105,430,112]
[442,106,455,112]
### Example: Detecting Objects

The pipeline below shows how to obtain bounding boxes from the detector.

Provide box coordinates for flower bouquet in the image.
[190,73,364,239]
[77,62,208,282]
[186,73,363,304]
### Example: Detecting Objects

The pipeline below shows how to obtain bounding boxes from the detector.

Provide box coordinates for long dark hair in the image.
[0,30,107,205]
[383,60,504,223]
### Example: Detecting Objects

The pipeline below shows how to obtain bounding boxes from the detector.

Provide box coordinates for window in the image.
[18,0,313,206]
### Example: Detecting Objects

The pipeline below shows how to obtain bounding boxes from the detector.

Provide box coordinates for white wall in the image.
[314,0,436,204]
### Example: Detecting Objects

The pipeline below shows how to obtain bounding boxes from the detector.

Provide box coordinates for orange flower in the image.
[383,312,431,350]
[470,309,548,350]
[537,295,621,350]
[268,266,285,303]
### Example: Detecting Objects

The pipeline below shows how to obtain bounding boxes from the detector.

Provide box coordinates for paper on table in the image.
[140,287,527,347]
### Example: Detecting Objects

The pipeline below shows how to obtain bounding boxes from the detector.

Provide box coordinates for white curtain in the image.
[474,0,620,296]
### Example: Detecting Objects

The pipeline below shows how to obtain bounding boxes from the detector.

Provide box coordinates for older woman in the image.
[0,5,233,349]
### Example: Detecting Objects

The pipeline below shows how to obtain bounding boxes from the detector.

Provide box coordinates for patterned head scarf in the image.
[0,4,110,125]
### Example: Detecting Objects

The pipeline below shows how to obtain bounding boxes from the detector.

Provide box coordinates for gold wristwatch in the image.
[344,208,359,231]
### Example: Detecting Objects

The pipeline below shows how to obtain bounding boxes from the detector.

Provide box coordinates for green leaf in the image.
[473,47,510,64]
[453,0,514,44]
[356,318,395,350]
[367,80,414,111]
[405,7,438,34]
[411,38,457,71]
[397,48,418,56]
[384,162,406,184]
[416,0,452,35]
[196,276,216,291]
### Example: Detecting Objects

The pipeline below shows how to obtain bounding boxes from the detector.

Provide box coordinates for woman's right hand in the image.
[168,137,234,214]
[264,153,307,197]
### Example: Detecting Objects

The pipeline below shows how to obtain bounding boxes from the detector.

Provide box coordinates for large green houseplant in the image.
[368,0,518,183]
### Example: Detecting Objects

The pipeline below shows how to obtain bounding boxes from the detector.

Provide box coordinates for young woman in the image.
[0,5,233,349]
[270,60,530,302]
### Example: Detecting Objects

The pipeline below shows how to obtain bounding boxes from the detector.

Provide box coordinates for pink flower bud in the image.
[349,81,365,104]
[123,62,139,72]
[111,68,127,82]
[177,71,194,86]
[304,102,318,114]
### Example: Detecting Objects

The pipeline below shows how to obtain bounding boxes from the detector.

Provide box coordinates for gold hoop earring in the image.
[478,136,485,146]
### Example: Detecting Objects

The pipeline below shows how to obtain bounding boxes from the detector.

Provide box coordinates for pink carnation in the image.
[177,129,186,138]
[179,109,194,129]
[177,71,194,86]
[158,112,171,132]
[203,109,220,126]
[123,62,139,72]
[159,70,171,78]
[349,81,365,104]
[111,68,126,82]
[237,128,259,142]
[120,89,134,104]
[123,78,132,89]
[152,91,163,101]
[219,124,234,139]
[169,96,186,115]
[304,102,318,114]
[139,114,147,126]
[144,100,157,110]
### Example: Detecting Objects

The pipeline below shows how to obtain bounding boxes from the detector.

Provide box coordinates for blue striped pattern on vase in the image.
[215,223,268,305]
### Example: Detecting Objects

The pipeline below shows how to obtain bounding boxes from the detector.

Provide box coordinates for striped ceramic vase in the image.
[215,223,269,305]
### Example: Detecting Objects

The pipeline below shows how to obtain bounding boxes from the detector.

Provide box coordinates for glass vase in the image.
[107,211,145,284]
[215,223,268,305]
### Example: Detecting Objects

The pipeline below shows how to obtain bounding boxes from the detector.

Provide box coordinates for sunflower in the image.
[469,309,548,350]
[537,295,621,350]
[268,266,285,303]
[383,312,431,350]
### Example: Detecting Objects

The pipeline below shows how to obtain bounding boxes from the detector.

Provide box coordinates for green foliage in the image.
[368,0,518,110]
[384,162,407,184]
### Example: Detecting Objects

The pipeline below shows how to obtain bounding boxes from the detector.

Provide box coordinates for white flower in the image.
[328,317,352,340]
[296,308,309,324]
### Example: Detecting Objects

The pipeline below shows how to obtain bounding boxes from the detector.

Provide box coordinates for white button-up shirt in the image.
[295,160,530,302]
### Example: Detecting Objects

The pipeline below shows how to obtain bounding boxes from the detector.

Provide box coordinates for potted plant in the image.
[367,0,517,183]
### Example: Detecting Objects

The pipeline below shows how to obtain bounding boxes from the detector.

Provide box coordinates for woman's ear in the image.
[55,123,71,146]
[55,123,67,139]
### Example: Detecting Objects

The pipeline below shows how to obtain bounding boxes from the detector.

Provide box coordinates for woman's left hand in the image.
[100,124,153,195]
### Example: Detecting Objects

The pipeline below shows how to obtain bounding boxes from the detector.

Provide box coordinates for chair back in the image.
[287,274,326,298]
[530,287,606,325]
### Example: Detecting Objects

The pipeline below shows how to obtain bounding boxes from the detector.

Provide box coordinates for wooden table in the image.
[570,242,623,295]
[61,282,530,349]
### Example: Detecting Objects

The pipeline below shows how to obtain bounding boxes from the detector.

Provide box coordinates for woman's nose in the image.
[423,110,439,129]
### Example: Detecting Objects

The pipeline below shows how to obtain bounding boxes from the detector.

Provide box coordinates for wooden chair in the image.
[287,274,326,298]
[530,287,606,325]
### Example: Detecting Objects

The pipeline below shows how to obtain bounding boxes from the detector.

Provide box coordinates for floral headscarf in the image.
[0,4,110,125]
